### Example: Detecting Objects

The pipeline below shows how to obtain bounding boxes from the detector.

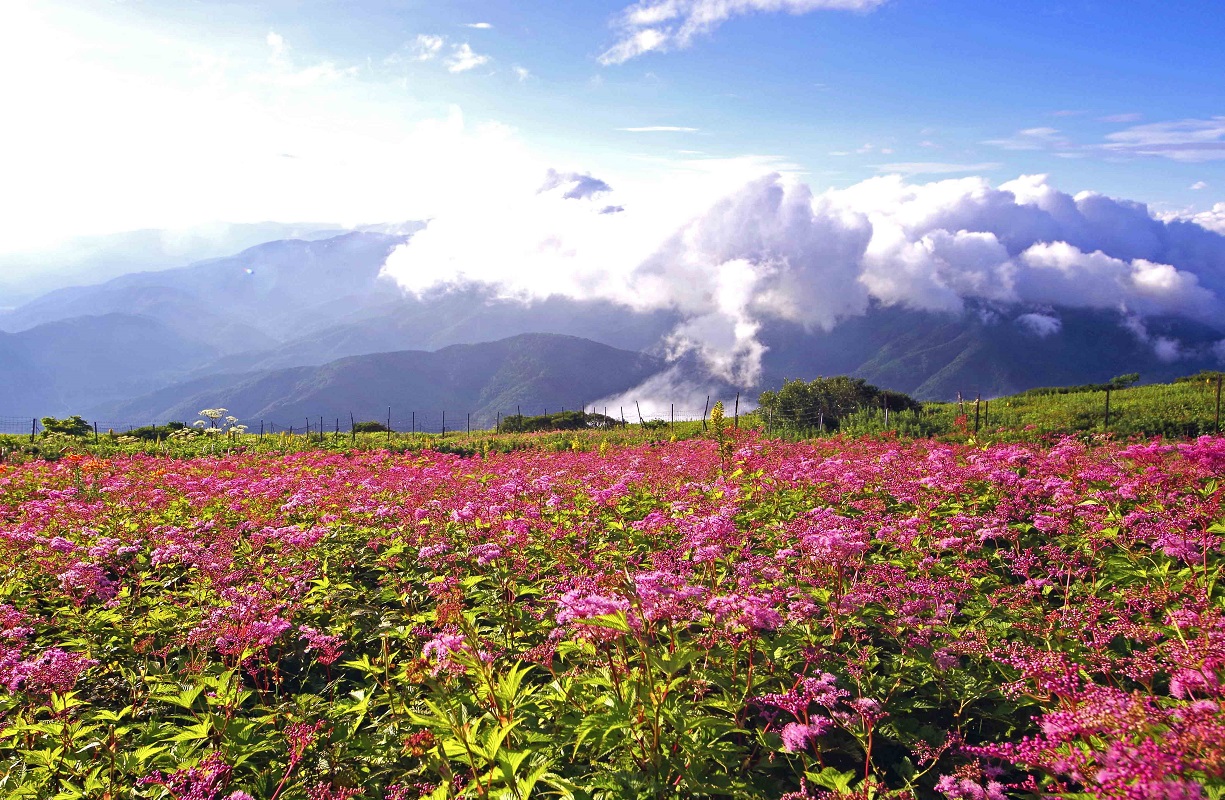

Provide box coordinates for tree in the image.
[758,377,920,431]
[40,415,91,437]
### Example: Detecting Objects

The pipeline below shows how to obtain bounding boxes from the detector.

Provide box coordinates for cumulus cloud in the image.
[411,34,445,61]
[1015,312,1062,337]
[1191,181,1209,190]
[445,42,491,72]
[1178,203,1225,234]
[599,0,887,64]
[382,169,1225,387]
[539,169,613,200]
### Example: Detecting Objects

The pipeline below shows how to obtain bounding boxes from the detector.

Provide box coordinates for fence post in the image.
[386,407,392,445]
[467,413,470,436]
[260,420,264,441]
[94,422,99,445]
[974,394,981,434]
[1215,374,1222,434]
[412,411,416,434]
[496,412,500,433]
[671,403,674,435]
[635,401,645,425]
[350,412,356,444]
[31,418,36,442]
[442,410,446,439]
[983,400,988,431]
[1104,388,1111,432]
[734,392,739,429]
[702,396,710,431]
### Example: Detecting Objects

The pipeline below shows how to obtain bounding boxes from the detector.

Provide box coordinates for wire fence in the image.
[0,397,742,440]
[3,378,1221,442]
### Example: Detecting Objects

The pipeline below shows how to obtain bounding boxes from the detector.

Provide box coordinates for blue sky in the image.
[2,0,1224,250]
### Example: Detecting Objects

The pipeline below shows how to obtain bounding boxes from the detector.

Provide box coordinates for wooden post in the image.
[734,392,739,429]
[621,407,626,426]
[386,407,392,444]
[260,420,264,441]
[635,401,645,425]
[442,410,446,439]
[350,412,356,444]
[412,411,416,434]
[1215,374,1222,434]
[1104,387,1111,431]
[883,396,889,428]
[94,421,99,445]
[671,403,674,435]
[467,413,470,436]
[31,418,36,442]
[496,412,500,433]
[289,425,294,436]
[818,410,824,434]
[974,394,981,434]
[702,396,710,431]
[335,418,339,437]
[983,400,989,431]
[319,416,324,443]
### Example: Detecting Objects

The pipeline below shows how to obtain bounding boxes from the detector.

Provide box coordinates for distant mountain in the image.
[756,304,1225,400]
[0,221,392,307]
[97,333,665,427]
[0,314,218,415]
[5,229,1223,423]
[0,232,412,346]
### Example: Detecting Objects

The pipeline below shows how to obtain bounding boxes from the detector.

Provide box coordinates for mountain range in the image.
[2,228,1222,425]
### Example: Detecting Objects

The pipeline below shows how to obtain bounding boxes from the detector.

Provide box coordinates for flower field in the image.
[1,433,1223,799]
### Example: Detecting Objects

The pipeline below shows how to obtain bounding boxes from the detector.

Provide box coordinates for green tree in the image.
[758,376,919,431]
[40,415,91,437]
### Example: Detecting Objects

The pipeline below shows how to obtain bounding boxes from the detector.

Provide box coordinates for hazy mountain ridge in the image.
[3,229,1223,421]
[97,333,665,426]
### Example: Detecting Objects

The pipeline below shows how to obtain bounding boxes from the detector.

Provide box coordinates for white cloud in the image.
[1177,202,1225,234]
[513,65,531,81]
[464,22,493,29]
[873,162,1002,176]
[381,169,1225,386]
[1100,112,1142,123]
[1103,117,1225,162]
[411,34,445,61]
[1015,312,1062,337]
[599,0,887,64]
[445,42,491,72]
[1191,180,1209,190]
[618,126,699,132]
[984,127,1072,152]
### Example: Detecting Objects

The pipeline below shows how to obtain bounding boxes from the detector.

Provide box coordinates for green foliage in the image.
[758,376,921,432]
[39,415,91,437]
[114,421,186,441]
[499,411,622,433]
[352,420,391,433]
[1015,372,1140,397]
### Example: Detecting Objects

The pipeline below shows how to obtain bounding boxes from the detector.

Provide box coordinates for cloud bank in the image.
[382,169,1225,385]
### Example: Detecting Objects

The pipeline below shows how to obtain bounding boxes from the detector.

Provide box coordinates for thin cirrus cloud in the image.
[598,0,888,64]
[1102,117,1225,162]
[872,162,1003,176]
